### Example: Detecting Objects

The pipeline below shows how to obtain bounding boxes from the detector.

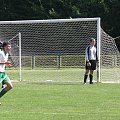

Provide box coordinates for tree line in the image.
[0,0,120,50]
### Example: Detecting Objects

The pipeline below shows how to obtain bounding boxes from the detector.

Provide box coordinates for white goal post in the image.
[0,18,119,83]
[6,33,22,82]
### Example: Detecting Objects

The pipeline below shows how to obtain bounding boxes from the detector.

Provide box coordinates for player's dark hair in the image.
[90,38,95,42]
[2,41,11,48]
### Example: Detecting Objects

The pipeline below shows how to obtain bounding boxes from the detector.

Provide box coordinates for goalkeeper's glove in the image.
[86,61,91,67]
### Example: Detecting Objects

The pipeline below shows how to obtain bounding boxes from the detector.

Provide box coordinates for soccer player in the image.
[84,38,98,84]
[0,42,13,105]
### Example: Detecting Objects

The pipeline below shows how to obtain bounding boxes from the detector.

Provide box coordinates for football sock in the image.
[1,81,5,88]
[0,89,7,98]
[89,74,93,84]
[84,74,88,83]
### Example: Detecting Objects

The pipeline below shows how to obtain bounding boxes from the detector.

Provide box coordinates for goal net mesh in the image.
[101,29,120,83]
[0,19,119,83]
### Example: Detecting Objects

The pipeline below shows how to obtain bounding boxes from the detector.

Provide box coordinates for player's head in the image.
[2,41,11,52]
[90,38,96,46]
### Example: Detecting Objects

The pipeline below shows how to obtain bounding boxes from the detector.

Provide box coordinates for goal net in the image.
[101,29,120,83]
[0,18,119,83]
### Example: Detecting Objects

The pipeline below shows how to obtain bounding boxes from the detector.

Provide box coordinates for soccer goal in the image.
[0,18,119,83]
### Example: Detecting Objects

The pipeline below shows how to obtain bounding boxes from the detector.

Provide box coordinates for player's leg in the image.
[1,81,5,88]
[89,60,96,84]
[89,70,94,84]
[0,80,13,98]
[0,73,3,105]
[84,61,91,84]
[84,69,89,84]
[4,80,13,91]
[0,73,13,98]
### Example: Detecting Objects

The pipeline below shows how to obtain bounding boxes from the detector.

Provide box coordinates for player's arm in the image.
[0,60,12,67]
[96,49,99,67]
[85,47,91,66]
[5,61,12,67]
[85,47,89,62]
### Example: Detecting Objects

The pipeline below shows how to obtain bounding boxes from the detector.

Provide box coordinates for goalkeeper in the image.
[84,38,98,84]
[0,42,13,105]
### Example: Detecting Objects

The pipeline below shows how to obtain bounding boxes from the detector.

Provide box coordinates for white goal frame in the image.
[7,32,22,82]
[0,18,101,82]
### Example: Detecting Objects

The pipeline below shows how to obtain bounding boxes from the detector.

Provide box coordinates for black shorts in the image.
[86,60,96,70]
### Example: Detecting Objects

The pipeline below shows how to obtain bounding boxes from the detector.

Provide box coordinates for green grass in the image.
[6,68,97,82]
[0,83,120,120]
[6,68,120,83]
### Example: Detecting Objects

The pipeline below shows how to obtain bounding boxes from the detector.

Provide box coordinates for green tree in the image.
[0,0,120,49]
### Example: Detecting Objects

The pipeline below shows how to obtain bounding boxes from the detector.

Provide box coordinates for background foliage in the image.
[0,0,120,50]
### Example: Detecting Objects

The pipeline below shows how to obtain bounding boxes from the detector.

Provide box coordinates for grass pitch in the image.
[6,68,120,83]
[6,68,96,82]
[0,82,120,120]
